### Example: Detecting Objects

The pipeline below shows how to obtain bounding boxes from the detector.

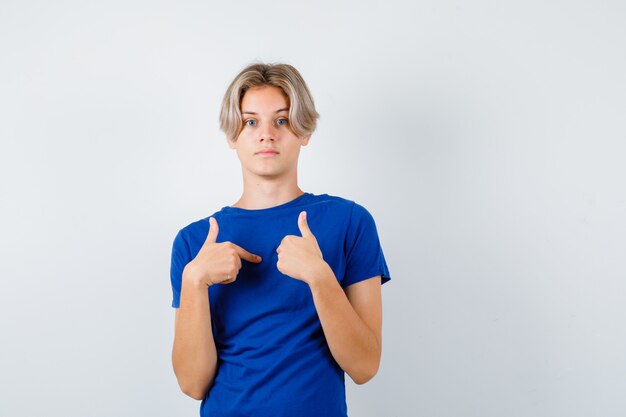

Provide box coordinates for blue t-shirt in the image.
[170,192,391,417]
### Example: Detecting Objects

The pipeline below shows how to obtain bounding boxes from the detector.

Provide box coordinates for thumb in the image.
[298,211,314,238]
[205,217,219,244]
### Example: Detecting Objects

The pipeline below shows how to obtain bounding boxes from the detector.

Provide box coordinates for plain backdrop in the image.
[1,1,625,416]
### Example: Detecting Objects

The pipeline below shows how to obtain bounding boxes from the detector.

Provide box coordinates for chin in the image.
[248,168,284,178]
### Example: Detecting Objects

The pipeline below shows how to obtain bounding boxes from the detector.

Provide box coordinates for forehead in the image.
[241,85,289,112]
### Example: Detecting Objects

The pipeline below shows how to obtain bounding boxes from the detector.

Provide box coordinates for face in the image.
[228,85,310,181]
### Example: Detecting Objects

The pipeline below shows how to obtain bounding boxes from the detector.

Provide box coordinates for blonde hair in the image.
[219,62,320,142]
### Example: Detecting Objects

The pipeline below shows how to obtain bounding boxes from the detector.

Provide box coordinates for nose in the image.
[258,132,275,142]
[258,122,276,142]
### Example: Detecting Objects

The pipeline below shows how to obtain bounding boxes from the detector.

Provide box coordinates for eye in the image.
[244,119,257,127]
[276,118,288,126]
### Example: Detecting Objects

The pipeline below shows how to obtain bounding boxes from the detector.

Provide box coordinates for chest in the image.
[206,210,350,339]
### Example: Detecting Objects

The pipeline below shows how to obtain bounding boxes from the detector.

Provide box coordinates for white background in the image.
[1,1,625,416]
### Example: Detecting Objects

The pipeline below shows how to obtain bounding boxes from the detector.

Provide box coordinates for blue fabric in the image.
[169,192,391,417]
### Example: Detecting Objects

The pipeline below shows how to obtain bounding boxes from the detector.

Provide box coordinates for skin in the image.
[172,85,383,400]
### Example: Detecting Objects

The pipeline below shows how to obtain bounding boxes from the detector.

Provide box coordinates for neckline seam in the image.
[221,192,313,213]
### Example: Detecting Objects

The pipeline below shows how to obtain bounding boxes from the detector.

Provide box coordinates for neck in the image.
[231,171,304,210]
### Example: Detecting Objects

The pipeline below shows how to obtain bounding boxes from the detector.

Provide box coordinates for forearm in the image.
[172,268,218,400]
[308,263,381,384]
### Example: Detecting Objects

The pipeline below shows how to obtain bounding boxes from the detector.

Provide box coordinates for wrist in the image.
[307,261,336,291]
[182,263,209,289]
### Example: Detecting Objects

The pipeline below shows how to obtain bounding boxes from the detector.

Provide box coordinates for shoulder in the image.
[177,217,208,237]
[307,192,377,224]
[308,192,363,212]
[175,208,225,242]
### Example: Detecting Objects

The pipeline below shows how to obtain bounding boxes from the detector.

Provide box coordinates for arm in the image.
[309,266,382,385]
[275,211,383,385]
[171,217,262,400]
[172,267,218,400]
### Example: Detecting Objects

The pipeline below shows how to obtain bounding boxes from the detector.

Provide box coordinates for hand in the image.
[276,211,326,284]
[184,217,262,287]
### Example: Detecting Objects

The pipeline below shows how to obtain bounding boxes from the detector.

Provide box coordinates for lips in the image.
[255,149,279,155]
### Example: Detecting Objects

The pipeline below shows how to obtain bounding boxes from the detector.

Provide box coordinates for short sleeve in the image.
[342,202,391,287]
[170,229,191,308]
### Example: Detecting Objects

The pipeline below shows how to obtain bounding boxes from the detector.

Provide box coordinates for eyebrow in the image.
[242,107,289,115]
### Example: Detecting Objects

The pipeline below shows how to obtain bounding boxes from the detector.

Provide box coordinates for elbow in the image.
[172,354,216,401]
[174,367,211,401]
[185,390,207,401]
[350,344,382,385]
[352,370,377,385]
[179,381,208,400]
[350,362,380,385]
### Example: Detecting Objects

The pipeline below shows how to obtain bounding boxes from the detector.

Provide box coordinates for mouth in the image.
[255,150,279,156]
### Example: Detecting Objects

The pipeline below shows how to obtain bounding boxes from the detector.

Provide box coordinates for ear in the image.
[300,135,311,146]
[227,138,237,149]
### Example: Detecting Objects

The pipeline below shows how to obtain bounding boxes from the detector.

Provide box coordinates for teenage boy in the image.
[170,62,391,417]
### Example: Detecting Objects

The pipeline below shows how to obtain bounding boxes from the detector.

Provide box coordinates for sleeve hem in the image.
[341,271,391,288]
